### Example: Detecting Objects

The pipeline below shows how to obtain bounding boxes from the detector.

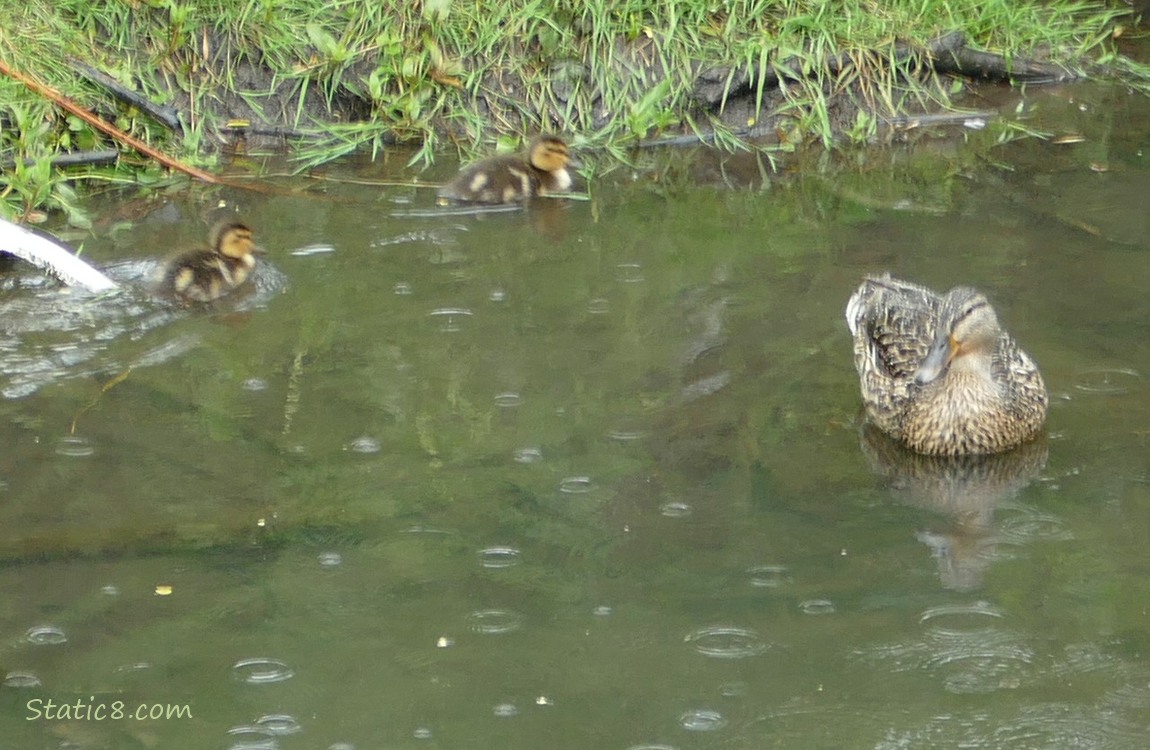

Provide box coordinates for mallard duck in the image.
[437,135,577,204]
[160,221,260,303]
[845,274,1048,456]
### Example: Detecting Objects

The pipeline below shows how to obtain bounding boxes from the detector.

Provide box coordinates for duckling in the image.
[160,221,260,303]
[846,275,1048,456]
[437,135,578,204]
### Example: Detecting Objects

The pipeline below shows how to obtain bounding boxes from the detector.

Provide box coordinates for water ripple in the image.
[317,551,343,568]
[427,308,473,332]
[997,506,1074,544]
[232,657,296,684]
[587,297,610,315]
[719,680,748,697]
[991,703,1143,748]
[684,625,767,658]
[256,714,302,735]
[3,671,42,688]
[924,627,1033,694]
[799,599,836,615]
[242,377,269,391]
[345,436,380,454]
[466,609,523,634]
[919,600,1005,629]
[289,243,336,256]
[477,546,522,569]
[224,724,278,750]
[493,702,519,717]
[659,501,692,517]
[55,435,95,457]
[679,708,727,732]
[747,564,792,588]
[513,447,542,464]
[1103,679,1150,711]
[559,476,595,494]
[615,263,645,283]
[1072,367,1140,395]
[25,624,67,645]
[607,427,646,441]
[493,392,522,408]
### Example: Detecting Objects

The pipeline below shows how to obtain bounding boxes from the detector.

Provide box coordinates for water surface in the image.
[1,83,1149,749]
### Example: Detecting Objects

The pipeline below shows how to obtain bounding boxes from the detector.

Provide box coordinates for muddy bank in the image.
[81,29,1084,155]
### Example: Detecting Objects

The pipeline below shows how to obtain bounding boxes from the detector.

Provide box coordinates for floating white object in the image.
[0,217,118,293]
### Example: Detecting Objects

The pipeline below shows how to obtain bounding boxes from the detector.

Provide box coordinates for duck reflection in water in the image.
[859,424,1048,591]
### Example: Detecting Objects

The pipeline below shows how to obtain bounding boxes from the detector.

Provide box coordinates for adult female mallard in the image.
[437,135,577,204]
[845,274,1048,456]
[160,221,261,303]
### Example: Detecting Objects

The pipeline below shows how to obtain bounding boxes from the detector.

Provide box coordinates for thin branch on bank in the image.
[0,58,222,185]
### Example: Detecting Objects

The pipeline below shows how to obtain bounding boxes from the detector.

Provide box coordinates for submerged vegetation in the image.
[0,0,1148,220]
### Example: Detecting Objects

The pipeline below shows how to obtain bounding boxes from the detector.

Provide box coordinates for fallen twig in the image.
[0,58,221,185]
[68,59,183,134]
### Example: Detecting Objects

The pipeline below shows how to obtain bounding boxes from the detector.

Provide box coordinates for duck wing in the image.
[846,274,942,380]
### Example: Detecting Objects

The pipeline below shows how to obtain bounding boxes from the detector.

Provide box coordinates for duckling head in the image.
[528,136,576,173]
[211,221,258,260]
[914,288,1000,386]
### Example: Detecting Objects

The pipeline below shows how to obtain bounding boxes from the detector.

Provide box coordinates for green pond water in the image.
[1,82,1150,749]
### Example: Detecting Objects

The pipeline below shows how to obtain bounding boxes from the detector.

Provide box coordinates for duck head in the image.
[211,221,261,259]
[914,287,1001,386]
[528,136,579,173]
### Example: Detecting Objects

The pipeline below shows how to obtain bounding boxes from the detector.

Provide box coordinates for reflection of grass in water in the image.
[0,0,1143,216]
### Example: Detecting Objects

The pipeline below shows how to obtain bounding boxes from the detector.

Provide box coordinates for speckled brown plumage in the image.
[437,135,576,204]
[846,274,1048,456]
[160,221,259,303]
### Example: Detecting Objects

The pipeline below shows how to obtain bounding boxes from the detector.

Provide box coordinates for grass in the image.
[0,0,1145,220]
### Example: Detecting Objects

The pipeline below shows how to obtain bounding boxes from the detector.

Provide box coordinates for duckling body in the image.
[160,221,259,303]
[438,135,576,204]
[846,274,1047,456]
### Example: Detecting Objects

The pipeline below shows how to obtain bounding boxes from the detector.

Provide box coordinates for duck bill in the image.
[914,332,959,386]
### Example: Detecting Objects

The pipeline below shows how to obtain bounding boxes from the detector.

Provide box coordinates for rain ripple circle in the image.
[345,436,380,454]
[3,671,42,688]
[224,724,276,750]
[559,476,595,494]
[747,564,792,588]
[466,609,523,634]
[56,436,95,457]
[679,708,727,732]
[25,625,67,645]
[232,657,296,684]
[1072,367,1140,395]
[799,599,836,615]
[256,714,302,735]
[477,546,522,569]
[493,703,519,717]
[684,625,767,658]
